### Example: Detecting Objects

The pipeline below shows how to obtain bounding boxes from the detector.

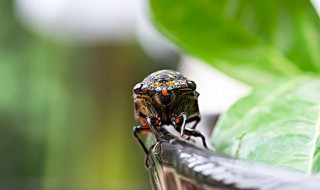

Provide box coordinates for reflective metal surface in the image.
[146,115,320,190]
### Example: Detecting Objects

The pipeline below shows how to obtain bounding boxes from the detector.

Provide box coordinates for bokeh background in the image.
[7,0,317,189]
[0,0,181,189]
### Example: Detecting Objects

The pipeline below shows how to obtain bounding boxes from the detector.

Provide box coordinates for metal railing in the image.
[146,115,320,190]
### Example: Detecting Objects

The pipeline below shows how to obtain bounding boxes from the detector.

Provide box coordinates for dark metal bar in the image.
[146,115,320,190]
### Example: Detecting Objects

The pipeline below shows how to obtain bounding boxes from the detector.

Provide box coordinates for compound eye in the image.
[187,80,196,90]
[133,83,143,94]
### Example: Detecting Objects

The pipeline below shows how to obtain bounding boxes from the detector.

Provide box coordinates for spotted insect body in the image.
[132,70,207,167]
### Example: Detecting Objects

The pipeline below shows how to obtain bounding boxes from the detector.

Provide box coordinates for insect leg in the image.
[144,116,163,169]
[186,116,201,129]
[133,126,151,155]
[171,113,187,136]
[146,116,162,141]
[184,128,208,149]
[179,113,187,137]
[133,126,155,168]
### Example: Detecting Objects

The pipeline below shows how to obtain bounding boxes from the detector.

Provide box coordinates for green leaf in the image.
[150,0,320,86]
[211,75,320,173]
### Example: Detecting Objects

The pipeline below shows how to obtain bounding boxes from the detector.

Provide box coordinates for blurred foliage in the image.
[0,0,178,189]
[212,75,320,173]
[150,0,320,174]
[150,0,320,86]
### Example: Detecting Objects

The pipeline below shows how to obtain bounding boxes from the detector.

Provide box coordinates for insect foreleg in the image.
[146,116,161,141]
[133,126,151,155]
[186,116,201,129]
[184,128,208,148]
[171,112,187,136]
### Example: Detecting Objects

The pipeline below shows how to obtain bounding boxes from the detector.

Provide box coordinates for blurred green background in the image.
[5,0,320,188]
[0,0,179,189]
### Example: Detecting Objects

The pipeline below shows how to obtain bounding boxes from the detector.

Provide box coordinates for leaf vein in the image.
[308,107,320,174]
